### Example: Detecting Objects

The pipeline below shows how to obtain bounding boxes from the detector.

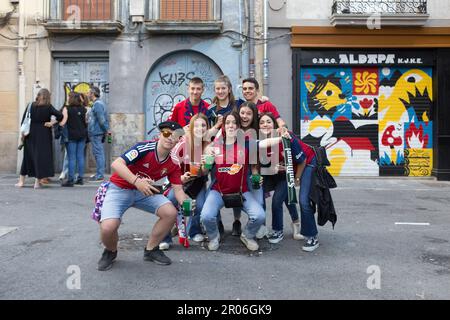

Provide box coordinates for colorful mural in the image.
[300,67,433,177]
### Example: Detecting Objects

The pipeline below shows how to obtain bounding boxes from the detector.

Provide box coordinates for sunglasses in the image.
[161,130,181,140]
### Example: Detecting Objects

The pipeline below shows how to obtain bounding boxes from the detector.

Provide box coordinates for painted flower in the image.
[354,71,378,95]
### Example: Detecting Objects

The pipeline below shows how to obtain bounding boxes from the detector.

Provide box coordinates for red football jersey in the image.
[110,140,182,189]
[212,141,250,194]
[168,98,210,127]
[256,100,281,119]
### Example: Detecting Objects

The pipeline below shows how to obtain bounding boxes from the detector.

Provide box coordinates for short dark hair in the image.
[68,92,82,107]
[90,86,101,98]
[189,77,204,87]
[242,78,259,90]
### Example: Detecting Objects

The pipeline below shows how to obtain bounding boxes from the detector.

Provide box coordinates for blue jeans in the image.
[90,134,105,179]
[233,170,265,220]
[299,158,317,238]
[162,186,207,243]
[201,190,265,240]
[271,177,299,232]
[67,139,86,181]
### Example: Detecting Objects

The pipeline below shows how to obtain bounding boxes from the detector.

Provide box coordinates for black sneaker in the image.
[61,179,74,187]
[302,237,319,252]
[231,220,242,236]
[218,220,225,237]
[143,247,172,265]
[97,249,117,271]
[74,177,84,185]
[268,230,284,244]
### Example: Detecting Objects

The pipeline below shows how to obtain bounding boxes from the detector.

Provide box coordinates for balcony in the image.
[145,0,222,34]
[330,0,429,27]
[44,0,123,34]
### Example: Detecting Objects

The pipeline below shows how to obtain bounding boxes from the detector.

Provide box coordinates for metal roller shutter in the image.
[300,66,433,177]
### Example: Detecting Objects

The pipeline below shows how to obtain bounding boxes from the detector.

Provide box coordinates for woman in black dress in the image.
[15,89,63,189]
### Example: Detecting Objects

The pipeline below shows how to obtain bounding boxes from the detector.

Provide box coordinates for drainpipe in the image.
[17,0,26,173]
[248,0,255,78]
[263,0,269,95]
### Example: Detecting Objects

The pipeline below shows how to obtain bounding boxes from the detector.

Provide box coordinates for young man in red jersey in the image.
[97,121,193,271]
[168,77,210,128]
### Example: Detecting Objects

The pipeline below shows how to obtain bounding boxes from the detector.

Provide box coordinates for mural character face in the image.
[305,73,347,117]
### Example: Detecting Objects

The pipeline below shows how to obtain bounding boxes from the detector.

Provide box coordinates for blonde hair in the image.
[188,113,210,163]
[212,75,236,107]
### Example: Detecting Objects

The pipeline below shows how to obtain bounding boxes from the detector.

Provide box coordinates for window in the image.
[159,0,213,21]
[63,0,113,21]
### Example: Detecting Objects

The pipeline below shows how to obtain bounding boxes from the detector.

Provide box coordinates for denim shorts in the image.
[100,182,172,222]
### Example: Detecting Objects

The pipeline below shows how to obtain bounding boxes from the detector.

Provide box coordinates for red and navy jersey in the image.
[168,98,210,127]
[110,140,182,189]
[211,140,251,194]
[256,100,281,119]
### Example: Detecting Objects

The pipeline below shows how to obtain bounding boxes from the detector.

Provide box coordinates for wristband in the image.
[133,176,139,185]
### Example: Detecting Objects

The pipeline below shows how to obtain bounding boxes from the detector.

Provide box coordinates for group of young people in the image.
[95,76,319,271]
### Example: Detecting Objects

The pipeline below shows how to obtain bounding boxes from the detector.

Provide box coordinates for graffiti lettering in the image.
[159,72,195,87]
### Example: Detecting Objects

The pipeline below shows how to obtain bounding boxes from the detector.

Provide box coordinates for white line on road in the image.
[395,222,430,226]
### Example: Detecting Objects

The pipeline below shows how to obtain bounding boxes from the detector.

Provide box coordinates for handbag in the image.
[183,175,207,198]
[20,103,32,137]
[217,165,245,208]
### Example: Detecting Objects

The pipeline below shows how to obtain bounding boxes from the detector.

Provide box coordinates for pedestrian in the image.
[168,77,209,128]
[15,89,63,189]
[96,121,194,271]
[60,92,87,187]
[87,86,109,181]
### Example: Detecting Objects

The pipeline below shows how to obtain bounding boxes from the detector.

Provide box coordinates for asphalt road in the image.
[1,174,449,300]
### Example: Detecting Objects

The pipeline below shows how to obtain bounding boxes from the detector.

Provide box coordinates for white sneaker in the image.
[240,233,259,251]
[255,225,268,239]
[59,172,66,181]
[292,222,304,240]
[159,242,170,251]
[207,235,220,251]
[192,234,205,242]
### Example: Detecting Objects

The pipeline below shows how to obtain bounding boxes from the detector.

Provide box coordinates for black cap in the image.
[147,121,184,135]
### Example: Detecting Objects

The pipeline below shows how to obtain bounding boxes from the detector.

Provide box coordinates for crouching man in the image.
[97,121,192,271]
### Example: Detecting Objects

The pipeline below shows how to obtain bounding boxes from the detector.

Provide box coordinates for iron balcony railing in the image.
[332,0,427,15]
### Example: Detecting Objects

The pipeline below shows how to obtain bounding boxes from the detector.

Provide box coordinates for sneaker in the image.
[302,237,319,252]
[255,225,268,239]
[292,222,304,240]
[268,230,284,244]
[144,247,172,265]
[207,234,220,251]
[59,173,66,181]
[158,242,170,251]
[231,220,242,236]
[61,179,74,187]
[191,234,205,242]
[218,220,225,237]
[97,249,117,271]
[89,176,104,182]
[74,177,84,185]
[240,233,259,251]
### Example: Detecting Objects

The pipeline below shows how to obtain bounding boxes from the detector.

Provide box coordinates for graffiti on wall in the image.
[63,82,109,106]
[145,51,222,138]
[300,67,433,176]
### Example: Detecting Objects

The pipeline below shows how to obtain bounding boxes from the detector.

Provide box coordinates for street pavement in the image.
[0,174,449,300]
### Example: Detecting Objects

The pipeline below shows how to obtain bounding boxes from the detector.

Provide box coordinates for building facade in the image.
[268,0,450,180]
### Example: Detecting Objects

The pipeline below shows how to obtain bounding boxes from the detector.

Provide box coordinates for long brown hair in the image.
[36,88,51,106]
[212,75,236,108]
[188,113,210,163]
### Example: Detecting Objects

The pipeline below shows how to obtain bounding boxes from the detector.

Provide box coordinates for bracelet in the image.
[132,176,139,185]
